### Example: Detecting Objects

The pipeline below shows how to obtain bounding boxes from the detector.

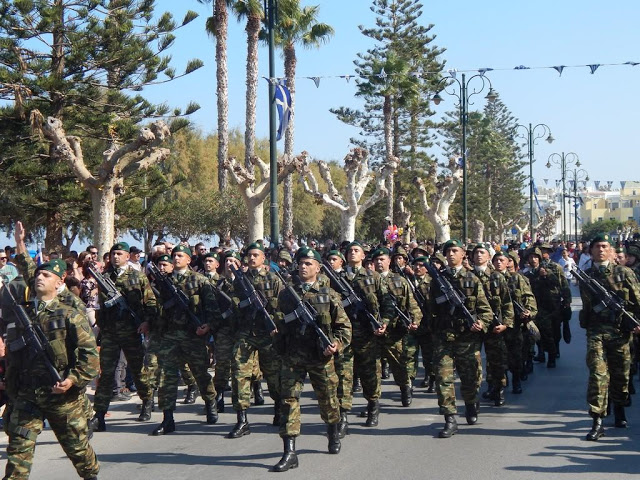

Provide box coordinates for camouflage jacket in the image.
[505,271,538,325]
[275,279,351,363]
[541,259,572,304]
[525,263,568,314]
[579,262,640,333]
[232,267,283,337]
[471,266,515,329]
[380,271,422,331]
[96,266,157,333]
[344,266,395,335]
[429,267,493,337]
[413,273,433,335]
[3,293,98,401]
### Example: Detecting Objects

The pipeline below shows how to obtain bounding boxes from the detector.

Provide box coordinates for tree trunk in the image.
[383,95,394,224]
[244,14,260,168]
[282,45,297,238]
[91,179,119,256]
[44,210,63,254]
[340,211,357,242]
[247,198,265,243]
[215,0,229,190]
[434,222,450,244]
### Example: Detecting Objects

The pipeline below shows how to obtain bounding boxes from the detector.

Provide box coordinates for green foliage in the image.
[581,219,622,242]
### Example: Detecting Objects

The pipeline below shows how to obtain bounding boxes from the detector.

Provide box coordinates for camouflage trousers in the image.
[631,334,639,377]
[156,329,216,411]
[434,333,483,415]
[213,327,235,391]
[4,392,99,479]
[279,356,340,437]
[522,323,535,366]
[535,310,558,357]
[483,332,507,388]
[504,326,524,376]
[94,330,152,412]
[232,335,281,411]
[334,345,354,411]
[352,330,382,402]
[586,329,631,415]
[382,329,413,387]
[412,331,434,380]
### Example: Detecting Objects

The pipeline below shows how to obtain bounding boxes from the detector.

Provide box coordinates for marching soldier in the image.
[90,242,157,431]
[151,245,221,435]
[227,243,283,439]
[577,234,640,440]
[271,247,351,472]
[410,256,436,392]
[2,260,100,479]
[430,240,493,438]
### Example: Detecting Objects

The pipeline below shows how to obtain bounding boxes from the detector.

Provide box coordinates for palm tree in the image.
[269,0,334,237]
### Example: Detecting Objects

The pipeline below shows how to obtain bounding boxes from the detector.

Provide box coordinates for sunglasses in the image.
[0,257,7,260]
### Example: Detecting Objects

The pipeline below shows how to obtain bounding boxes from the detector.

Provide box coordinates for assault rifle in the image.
[274,271,332,350]
[387,291,413,329]
[229,265,277,332]
[425,263,476,330]
[147,262,203,330]
[88,265,142,327]
[3,287,62,386]
[320,262,383,331]
[572,265,640,331]
[212,281,234,320]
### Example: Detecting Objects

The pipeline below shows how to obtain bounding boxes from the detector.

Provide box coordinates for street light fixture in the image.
[546,152,580,242]
[565,168,589,243]
[432,73,497,242]
[516,123,554,242]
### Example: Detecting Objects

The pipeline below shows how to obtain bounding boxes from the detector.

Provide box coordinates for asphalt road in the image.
[2,288,639,479]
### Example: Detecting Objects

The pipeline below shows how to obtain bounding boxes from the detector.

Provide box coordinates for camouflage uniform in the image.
[472,266,514,392]
[412,273,434,384]
[430,268,493,415]
[155,270,220,411]
[231,268,283,411]
[542,259,572,352]
[213,276,238,394]
[93,266,157,413]
[380,272,422,388]
[275,279,351,437]
[2,288,100,480]
[505,271,538,378]
[578,262,640,415]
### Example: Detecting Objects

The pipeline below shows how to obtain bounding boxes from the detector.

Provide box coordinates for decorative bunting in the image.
[594,181,601,190]
[543,179,549,185]
[625,61,639,66]
[308,77,320,88]
[621,181,627,189]
[607,180,613,188]
[341,75,352,83]
[447,68,457,79]
[553,66,565,76]
[588,64,601,74]
[478,68,494,75]
[378,68,387,80]
[568,180,575,189]
[514,65,530,70]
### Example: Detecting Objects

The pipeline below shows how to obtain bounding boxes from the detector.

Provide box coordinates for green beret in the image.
[156,254,171,264]
[246,242,265,253]
[371,247,391,259]
[111,241,130,252]
[615,246,626,254]
[346,241,364,252]
[432,252,447,265]
[296,246,321,263]
[412,256,429,265]
[204,252,220,262]
[393,246,408,258]
[327,250,345,263]
[527,247,542,258]
[411,245,429,258]
[591,233,611,246]
[223,250,242,262]
[507,251,520,264]
[172,244,191,257]
[278,250,293,264]
[473,243,490,254]
[442,239,463,254]
[35,259,67,279]
[627,245,640,258]
[492,250,507,261]
[538,242,554,250]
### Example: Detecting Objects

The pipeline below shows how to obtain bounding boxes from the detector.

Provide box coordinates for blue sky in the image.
[150,0,638,188]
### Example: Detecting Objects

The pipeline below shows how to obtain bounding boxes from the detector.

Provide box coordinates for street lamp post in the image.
[546,152,580,242]
[267,0,279,247]
[565,168,589,243]
[516,123,554,242]
[432,73,497,242]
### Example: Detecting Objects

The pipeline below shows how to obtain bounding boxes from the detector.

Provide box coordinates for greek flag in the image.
[274,82,292,142]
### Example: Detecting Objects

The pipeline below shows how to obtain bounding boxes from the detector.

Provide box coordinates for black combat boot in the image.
[482,385,495,400]
[426,375,436,393]
[327,423,341,454]
[183,384,197,404]
[614,405,628,428]
[137,399,153,422]
[419,374,429,388]
[227,410,250,438]
[525,356,534,373]
[215,390,225,413]
[465,402,479,425]
[89,412,106,433]
[352,377,362,393]
[272,436,298,472]
[151,410,175,436]
[439,414,458,438]
[400,385,412,407]
[364,399,379,427]
[205,399,219,424]
[586,412,604,441]
[547,357,556,368]
[512,373,523,394]
[252,380,265,406]
[272,402,282,426]
[381,359,390,379]
[534,350,545,363]
[337,408,349,439]
[494,387,505,407]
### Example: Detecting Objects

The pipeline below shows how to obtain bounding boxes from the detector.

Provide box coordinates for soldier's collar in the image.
[474,264,489,274]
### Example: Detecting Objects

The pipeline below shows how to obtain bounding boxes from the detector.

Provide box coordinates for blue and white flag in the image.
[274,82,292,142]
[533,179,539,196]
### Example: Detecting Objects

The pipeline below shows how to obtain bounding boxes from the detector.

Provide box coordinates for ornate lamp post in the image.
[546,152,580,242]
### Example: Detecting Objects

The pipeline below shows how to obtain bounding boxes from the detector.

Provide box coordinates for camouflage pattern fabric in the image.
[412,274,434,381]
[525,265,564,357]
